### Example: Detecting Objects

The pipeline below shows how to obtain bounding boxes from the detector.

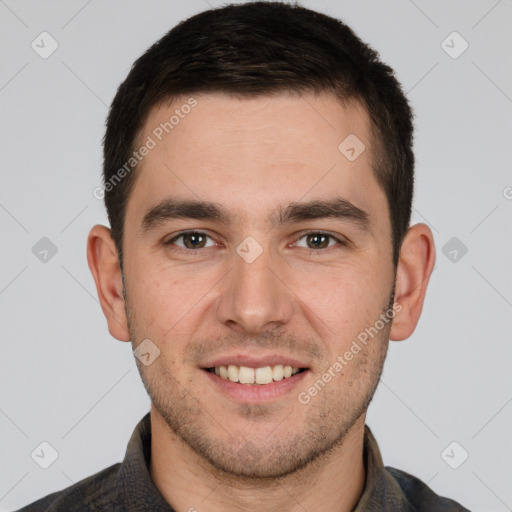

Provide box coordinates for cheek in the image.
[293,264,391,345]
[125,257,217,340]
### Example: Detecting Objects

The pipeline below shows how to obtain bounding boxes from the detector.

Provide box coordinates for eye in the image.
[294,231,344,250]
[165,231,216,250]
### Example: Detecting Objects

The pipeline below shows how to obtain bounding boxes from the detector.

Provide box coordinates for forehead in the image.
[127,91,388,234]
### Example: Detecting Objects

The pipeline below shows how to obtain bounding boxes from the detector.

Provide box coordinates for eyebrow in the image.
[141,199,234,233]
[140,197,370,233]
[275,198,369,230]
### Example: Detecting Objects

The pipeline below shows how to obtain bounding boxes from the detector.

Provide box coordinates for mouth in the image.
[201,356,310,404]
[205,364,306,385]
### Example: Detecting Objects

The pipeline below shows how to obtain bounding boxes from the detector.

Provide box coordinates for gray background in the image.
[0,0,511,510]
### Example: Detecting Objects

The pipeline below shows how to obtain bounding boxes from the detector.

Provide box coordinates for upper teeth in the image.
[212,364,300,384]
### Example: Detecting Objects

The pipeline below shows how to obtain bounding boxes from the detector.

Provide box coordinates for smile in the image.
[207,364,304,385]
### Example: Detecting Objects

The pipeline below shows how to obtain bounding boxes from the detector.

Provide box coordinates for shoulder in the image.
[14,463,121,512]
[386,466,472,512]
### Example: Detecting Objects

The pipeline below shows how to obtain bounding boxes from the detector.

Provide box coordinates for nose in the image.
[215,243,294,335]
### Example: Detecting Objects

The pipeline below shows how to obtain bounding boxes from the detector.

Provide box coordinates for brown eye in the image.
[166,231,215,250]
[294,231,345,251]
[182,232,207,249]
[306,233,330,249]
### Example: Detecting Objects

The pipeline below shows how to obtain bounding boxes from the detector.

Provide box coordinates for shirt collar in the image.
[353,425,411,511]
[116,412,175,510]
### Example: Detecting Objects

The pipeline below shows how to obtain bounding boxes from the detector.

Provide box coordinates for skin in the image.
[87,91,435,512]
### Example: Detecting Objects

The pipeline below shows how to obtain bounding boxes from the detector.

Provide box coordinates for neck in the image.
[149,407,367,512]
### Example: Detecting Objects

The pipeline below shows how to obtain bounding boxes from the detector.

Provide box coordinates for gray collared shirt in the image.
[16,412,471,511]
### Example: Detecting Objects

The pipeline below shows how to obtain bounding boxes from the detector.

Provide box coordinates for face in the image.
[122,92,396,478]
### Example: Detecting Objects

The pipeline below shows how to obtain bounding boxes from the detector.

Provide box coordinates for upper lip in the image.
[201,353,310,370]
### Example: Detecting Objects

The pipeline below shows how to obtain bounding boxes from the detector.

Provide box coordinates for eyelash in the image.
[163,230,347,253]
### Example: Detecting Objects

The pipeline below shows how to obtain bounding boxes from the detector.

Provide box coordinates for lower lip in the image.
[202,369,309,403]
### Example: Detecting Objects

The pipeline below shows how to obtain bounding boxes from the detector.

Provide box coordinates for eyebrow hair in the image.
[141,199,233,232]
[274,198,369,230]
[140,197,370,233]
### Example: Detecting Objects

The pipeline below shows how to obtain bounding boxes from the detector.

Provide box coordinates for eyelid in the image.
[164,230,219,249]
[291,230,347,249]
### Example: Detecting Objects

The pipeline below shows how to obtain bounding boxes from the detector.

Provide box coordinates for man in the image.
[18,2,470,511]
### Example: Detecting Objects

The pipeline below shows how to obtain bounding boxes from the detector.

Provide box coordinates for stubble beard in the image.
[125,288,393,481]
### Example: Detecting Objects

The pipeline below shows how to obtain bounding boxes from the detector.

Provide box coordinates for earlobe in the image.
[86,225,131,342]
[389,223,436,341]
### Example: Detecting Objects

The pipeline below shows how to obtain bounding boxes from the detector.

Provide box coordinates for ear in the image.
[87,225,130,342]
[390,223,436,341]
